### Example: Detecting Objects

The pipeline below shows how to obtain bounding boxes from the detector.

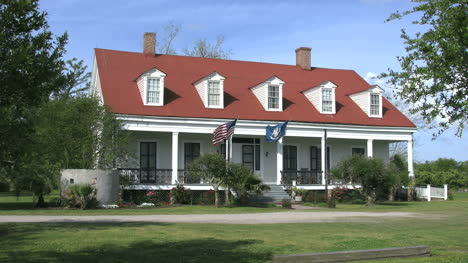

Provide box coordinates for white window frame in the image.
[146,77,162,105]
[207,80,221,107]
[369,92,382,118]
[267,84,281,111]
[320,87,336,114]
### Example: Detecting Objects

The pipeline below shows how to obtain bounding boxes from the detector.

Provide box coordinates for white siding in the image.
[136,76,145,104]
[194,80,207,107]
[350,92,369,116]
[303,87,321,112]
[251,85,267,110]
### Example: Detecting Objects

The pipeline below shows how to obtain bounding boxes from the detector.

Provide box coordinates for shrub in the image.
[170,184,191,204]
[281,199,292,209]
[122,190,149,205]
[331,186,365,204]
[332,155,394,205]
[146,191,159,205]
[62,184,98,209]
[303,191,327,203]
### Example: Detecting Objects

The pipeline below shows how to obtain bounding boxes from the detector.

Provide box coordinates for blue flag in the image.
[266,122,288,142]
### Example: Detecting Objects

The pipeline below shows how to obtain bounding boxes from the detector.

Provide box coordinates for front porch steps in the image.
[250,185,291,203]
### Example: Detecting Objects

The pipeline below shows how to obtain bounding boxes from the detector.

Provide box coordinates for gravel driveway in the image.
[0,211,424,224]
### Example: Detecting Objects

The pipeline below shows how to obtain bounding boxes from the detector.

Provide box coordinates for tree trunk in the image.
[389,187,395,201]
[214,186,219,207]
[225,187,230,206]
[366,191,376,206]
[407,187,414,201]
[36,193,46,208]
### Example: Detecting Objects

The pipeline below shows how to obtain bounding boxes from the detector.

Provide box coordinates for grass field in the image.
[0,192,467,262]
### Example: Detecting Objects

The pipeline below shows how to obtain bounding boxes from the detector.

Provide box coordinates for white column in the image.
[276,137,283,185]
[171,132,179,184]
[367,139,373,158]
[408,138,414,178]
[427,184,431,202]
[321,136,326,185]
[444,184,448,200]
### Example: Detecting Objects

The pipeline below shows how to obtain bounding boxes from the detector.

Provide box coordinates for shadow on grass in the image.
[1,223,271,263]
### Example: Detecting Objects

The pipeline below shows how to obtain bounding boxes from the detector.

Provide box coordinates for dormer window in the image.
[321,88,333,113]
[136,68,166,106]
[146,78,161,104]
[349,85,384,118]
[268,85,280,110]
[208,81,221,107]
[303,80,337,114]
[250,76,284,112]
[370,93,380,116]
[193,72,225,109]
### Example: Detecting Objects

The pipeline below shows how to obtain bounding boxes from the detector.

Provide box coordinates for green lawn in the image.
[0,193,467,262]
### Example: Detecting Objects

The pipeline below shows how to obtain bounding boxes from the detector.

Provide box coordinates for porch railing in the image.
[118,168,172,184]
[177,169,204,184]
[281,170,322,185]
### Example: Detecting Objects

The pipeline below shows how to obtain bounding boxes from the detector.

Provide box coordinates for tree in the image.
[52,58,91,99]
[188,153,228,207]
[35,96,130,170]
[388,154,410,201]
[157,21,180,55]
[415,158,468,189]
[331,156,394,205]
[225,163,270,204]
[183,35,231,59]
[380,0,467,137]
[0,0,68,206]
[157,21,232,59]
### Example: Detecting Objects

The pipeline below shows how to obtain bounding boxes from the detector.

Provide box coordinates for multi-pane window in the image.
[322,88,333,113]
[370,93,380,116]
[208,81,220,106]
[146,78,160,104]
[268,85,280,110]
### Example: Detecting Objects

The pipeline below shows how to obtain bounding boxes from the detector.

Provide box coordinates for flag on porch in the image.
[212,119,237,145]
[265,121,288,142]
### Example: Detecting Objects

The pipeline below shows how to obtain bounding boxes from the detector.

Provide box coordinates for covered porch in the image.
[117,116,415,189]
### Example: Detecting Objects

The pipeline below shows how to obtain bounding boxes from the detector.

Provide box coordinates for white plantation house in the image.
[90,32,416,192]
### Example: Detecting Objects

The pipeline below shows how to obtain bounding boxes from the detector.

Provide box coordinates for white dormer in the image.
[193,72,225,109]
[136,68,166,106]
[250,76,284,111]
[303,81,337,114]
[349,85,384,118]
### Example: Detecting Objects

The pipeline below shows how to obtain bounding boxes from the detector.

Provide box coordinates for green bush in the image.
[281,199,292,209]
[332,155,395,205]
[62,184,98,209]
[170,184,191,204]
[303,191,327,203]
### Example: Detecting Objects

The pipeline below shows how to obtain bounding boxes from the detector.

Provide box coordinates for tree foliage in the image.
[331,156,396,205]
[188,153,227,207]
[380,0,467,137]
[415,158,468,189]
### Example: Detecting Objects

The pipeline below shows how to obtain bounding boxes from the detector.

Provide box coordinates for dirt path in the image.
[0,211,426,224]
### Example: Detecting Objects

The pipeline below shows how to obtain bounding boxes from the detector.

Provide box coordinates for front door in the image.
[140,142,157,183]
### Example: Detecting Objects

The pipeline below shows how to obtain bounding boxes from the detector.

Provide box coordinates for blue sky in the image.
[39,0,467,162]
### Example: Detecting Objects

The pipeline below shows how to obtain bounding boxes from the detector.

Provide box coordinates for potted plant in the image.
[291,187,306,202]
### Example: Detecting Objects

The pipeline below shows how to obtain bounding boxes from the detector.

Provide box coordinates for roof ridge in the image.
[94,48,356,72]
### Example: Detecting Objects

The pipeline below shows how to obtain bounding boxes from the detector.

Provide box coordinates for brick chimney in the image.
[295,47,311,70]
[143,32,156,55]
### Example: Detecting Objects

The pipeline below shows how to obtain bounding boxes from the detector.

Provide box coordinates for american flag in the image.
[212,120,237,145]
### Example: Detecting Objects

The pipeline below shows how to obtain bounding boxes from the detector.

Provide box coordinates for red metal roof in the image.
[95,48,415,128]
